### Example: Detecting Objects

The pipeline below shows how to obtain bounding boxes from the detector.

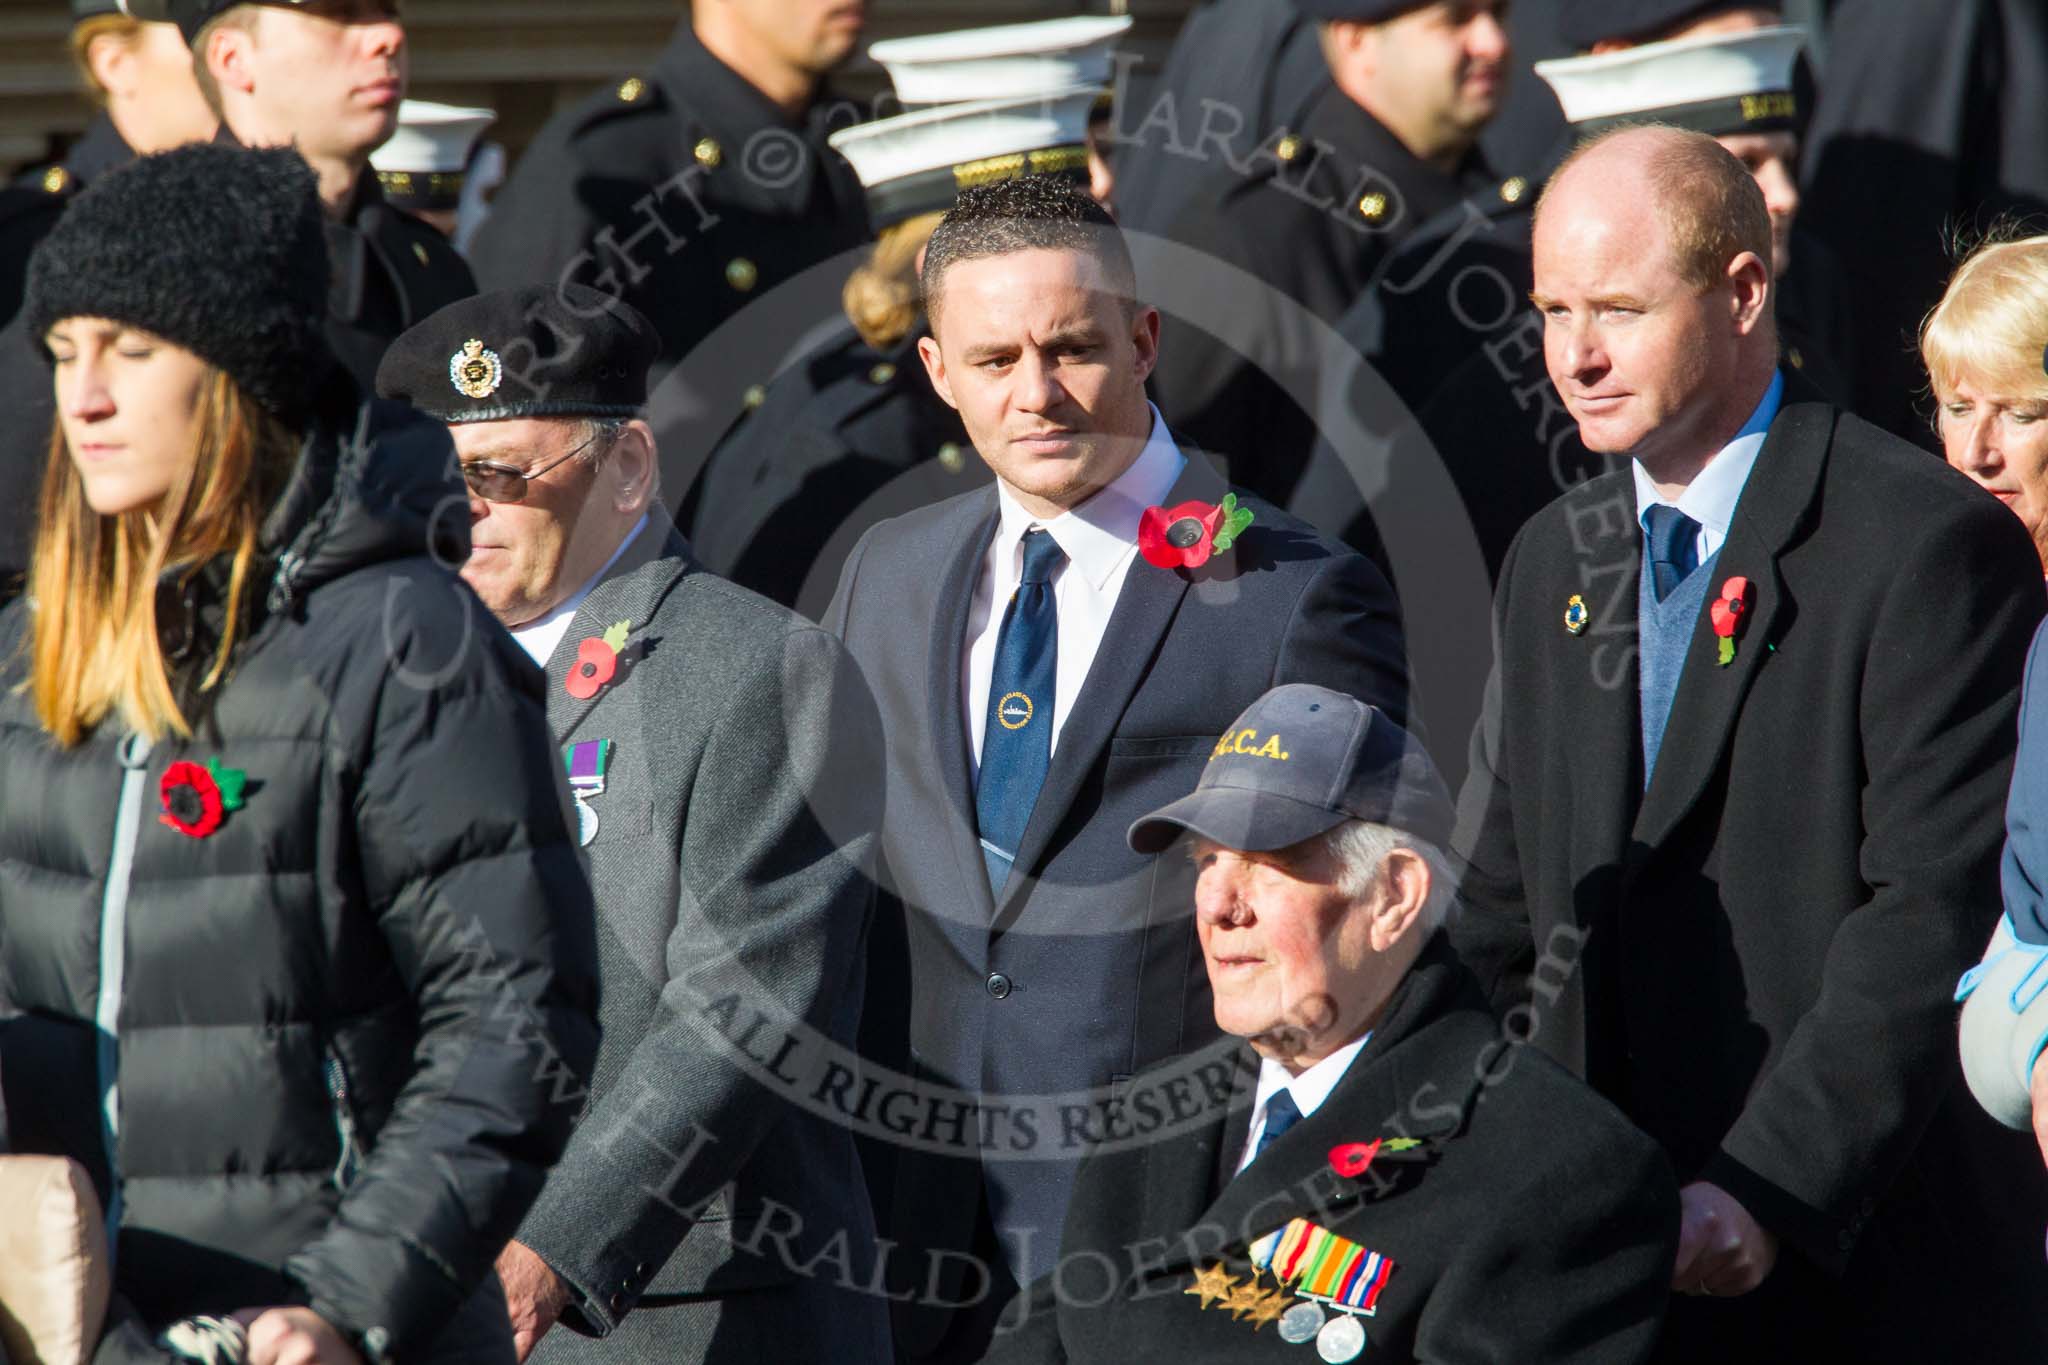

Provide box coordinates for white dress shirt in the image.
[509,513,650,667]
[1233,1034,1372,1177]
[1631,369,1784,562]
[964,406,1186,773]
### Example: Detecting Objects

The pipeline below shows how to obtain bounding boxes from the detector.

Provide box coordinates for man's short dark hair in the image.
[920,176,1138,325]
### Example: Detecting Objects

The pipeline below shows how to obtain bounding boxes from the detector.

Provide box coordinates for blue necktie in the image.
[975,530,1066,894]
[1644,504,1702,602]
[1252,1090,1302,1165]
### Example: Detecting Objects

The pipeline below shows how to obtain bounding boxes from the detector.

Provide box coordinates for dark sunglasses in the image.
[459,427,610,503]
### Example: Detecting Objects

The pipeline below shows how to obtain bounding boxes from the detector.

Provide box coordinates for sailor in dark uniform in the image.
[1144,0,1512,504]
[687,18,1130,618]
[467,1,874,501]
[115,0,476,389]
[1311,14,1845,594]
[1107,0,1327,240]
[0,0,216,599]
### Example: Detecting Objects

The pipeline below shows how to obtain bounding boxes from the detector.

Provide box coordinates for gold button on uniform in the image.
[937,442,966,474]
[1358,192,1388,222]
[694,138,722,169]
[1275,135,1302,163]
[1500,176,1528,204]
[617,77,646,103]
[725,258,758,292]
[868,362,897,385]
[41,166,68,194]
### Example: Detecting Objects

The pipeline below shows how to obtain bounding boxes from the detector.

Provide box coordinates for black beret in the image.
[118,0,319,44]
[375,283,660,424]
[26,143,330,426]
[1558,0,1775,48]
[1291,0,1429,18]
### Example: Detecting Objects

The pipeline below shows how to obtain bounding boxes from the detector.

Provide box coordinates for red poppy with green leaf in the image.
[566,620,632,700]
[160,758,247,839]
[1138,493,1255,570]
[1709,576,1753,666]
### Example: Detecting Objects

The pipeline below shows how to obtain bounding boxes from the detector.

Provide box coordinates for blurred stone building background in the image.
[0,0,1196,176]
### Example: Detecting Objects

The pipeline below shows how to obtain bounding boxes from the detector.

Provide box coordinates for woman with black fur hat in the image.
[0,142,600,1365]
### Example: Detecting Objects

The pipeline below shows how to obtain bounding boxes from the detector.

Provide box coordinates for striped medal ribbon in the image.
[1249,1219,1395,1360]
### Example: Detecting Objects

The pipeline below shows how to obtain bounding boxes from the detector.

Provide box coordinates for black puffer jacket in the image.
[0,372,600,1360]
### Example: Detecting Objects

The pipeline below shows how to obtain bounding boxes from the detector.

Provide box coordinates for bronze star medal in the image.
[1184,1262,1238,1310]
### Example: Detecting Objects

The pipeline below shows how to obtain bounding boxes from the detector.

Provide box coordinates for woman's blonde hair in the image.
[841,211,945,352]
[26,363,296,746]
[67,13,139,107]
[1920,232,2048,408]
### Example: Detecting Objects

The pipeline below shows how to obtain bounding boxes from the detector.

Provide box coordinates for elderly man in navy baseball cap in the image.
[982,684,1677,1364]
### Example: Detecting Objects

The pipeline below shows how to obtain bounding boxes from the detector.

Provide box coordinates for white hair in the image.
[1323,820,1457,935]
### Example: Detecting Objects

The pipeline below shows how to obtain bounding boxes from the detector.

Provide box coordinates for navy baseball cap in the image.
[1127,685,1455,855]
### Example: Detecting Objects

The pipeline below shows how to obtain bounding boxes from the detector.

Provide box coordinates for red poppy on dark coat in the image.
[159,760,225,838]
[1137,500,1225,570]
[1328,1139,1382,1179]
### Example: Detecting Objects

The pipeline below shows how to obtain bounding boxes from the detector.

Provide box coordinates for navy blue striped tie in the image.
[975,530,1066,894]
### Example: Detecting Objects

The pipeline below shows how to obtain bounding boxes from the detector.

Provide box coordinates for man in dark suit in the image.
[986,683,1676,1363]
[377,285,891,1364]
[1453,124,2048,1361]
[824,175,1412,1363]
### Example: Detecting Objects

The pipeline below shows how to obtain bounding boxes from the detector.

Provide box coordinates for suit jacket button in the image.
[986,972,1013,999]
[610,1291,627,1314]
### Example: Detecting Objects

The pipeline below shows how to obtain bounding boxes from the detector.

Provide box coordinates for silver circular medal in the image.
[1315,1313,1366,1363]
[574,797,599,847]
[1278,1301,1326,1344]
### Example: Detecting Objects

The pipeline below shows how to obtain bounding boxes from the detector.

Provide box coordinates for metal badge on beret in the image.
[449,338,503,399]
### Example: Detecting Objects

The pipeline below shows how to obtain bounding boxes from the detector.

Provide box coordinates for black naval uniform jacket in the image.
[1451,383,2048,1360]
[687,321,985,618]
[468,23,871,490]
[1147,79,1498,506]
[981,935,1678,1365]
[0,113,135,600]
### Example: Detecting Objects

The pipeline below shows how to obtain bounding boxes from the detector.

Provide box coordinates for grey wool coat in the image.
[518,507,894,1364]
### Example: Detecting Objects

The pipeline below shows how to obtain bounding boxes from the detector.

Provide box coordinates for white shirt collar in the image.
[1237,1033,1372,1174]
[509,512,651,668]
[991,403,1185,588]
[1632,369,1784,539]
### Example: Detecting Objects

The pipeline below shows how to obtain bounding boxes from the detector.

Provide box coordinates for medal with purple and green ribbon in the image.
[564,739,611,846]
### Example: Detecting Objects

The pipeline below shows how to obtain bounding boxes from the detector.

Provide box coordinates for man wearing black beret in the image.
[377,285,892,1365]
[1145,0,1514,505]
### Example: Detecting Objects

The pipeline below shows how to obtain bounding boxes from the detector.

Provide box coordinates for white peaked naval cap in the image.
[829,88,1100,228]
[1536,26,1807,136]
[868,15,1133,105]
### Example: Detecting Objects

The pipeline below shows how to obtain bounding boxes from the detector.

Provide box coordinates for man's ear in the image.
[1128,304,1161,386]
[1367,848,1432,954]
[610,420,658,515]
[206,21,257,99]
[1727,250,1771,335]
[917,333,959,412]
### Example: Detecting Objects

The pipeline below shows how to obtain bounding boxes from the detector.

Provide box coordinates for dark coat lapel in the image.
[544,507,693,741]
[926,488,1002,934]
[1553,475,1650,889]
[994,453,1228,921]
[1630,398,1835,852]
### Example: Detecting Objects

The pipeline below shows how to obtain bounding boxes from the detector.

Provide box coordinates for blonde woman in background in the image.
[1921,233,2048,572]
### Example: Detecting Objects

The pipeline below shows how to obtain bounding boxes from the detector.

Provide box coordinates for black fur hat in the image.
[25,142,331,426]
